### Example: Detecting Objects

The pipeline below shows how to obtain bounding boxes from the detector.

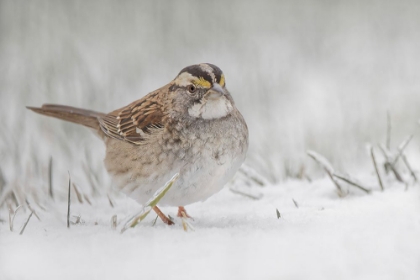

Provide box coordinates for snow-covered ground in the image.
[1,178,419,280]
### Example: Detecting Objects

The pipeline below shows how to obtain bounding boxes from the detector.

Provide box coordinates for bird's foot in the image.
[177,206,195,231]
[177,206,194,220]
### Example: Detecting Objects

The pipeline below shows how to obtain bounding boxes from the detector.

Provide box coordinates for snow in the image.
[1,179,419,280]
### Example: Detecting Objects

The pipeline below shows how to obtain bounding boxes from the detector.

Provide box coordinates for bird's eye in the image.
[187,84,197,93]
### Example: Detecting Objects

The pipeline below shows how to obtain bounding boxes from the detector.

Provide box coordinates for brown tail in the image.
[27,104,105,130]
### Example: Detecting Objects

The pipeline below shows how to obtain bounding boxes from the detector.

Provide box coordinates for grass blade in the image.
[333,173,371,194]
[20,211,34,235]
[370,146,384,191]
[276,208,281,219]
[111,215,117,229]
[378,145,404,183]
[402,154,418,184]
[238,164,267,187]
[229,184,263,200]
[307,150,344,196]
[48,156,53,199]
[392,135,414,165]
[26,199,41,221]
[67,172,71,228]
[121,173,179,233]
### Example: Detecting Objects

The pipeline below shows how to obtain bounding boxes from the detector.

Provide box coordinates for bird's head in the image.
[170,63,234,120]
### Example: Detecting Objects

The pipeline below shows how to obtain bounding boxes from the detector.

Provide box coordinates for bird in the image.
[28,63,249,225]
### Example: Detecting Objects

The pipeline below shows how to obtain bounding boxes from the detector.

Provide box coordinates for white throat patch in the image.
[188,96,233,120]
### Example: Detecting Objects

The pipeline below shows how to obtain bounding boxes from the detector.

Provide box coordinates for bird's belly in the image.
[115,146,245,206]
[159,150,245,206]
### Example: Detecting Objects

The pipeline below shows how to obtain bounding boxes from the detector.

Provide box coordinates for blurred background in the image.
[1,0,420,190]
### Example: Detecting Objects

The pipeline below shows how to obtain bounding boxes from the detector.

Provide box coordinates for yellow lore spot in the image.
[193,77,212,88]
[219,74,225,87]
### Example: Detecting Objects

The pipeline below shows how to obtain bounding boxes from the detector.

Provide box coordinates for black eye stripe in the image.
[169,84,206,92]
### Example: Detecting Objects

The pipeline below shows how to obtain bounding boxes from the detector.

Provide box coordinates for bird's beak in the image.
[206,83,225,99]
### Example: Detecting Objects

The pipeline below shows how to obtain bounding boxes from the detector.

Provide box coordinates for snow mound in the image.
[1,179,419,280]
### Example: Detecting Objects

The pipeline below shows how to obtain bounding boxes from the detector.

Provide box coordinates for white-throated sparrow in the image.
[28,63,249,225]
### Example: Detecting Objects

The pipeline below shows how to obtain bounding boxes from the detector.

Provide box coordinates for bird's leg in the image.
[177,206,193,219]
[178,206,195,231]
[152,206,174,225]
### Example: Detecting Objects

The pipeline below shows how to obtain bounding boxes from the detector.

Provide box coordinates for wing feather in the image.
[98,85,169,145]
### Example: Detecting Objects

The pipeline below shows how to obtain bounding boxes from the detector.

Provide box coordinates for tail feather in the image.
[27,104,105,130]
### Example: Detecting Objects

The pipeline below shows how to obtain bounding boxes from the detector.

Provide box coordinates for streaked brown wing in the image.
[98,87,167,145]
